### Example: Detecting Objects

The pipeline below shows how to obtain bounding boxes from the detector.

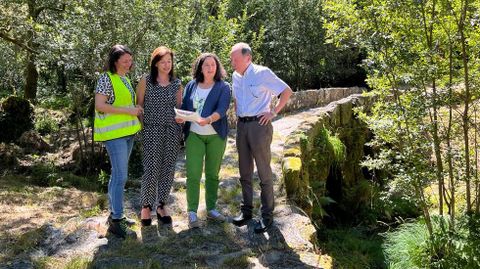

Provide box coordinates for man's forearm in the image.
[273,87,293,114]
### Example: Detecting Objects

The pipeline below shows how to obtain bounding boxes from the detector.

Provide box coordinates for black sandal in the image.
[141,205,152,226]
[157,202,172,224]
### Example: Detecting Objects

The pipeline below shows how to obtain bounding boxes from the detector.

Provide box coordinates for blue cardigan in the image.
[181,79,231,139]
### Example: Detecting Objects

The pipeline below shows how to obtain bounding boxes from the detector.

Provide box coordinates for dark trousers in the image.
[236,120,274,220]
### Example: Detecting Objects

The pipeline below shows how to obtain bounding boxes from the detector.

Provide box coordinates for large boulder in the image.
[17,130,50,153]
[0,142,21,169]
[0,96,34,143]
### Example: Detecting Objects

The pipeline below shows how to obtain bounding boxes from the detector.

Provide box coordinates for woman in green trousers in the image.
[175,53,231,228]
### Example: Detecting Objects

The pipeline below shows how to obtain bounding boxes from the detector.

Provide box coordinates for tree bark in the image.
[24,52,38,101]
[446,40,455,229]
[458,0,472,214]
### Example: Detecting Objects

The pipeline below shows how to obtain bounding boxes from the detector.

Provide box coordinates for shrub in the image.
[29,163,101,191]
[384,219,430,269]
[63,257,91,269]
[97,169,109,192]
[374,178,422,221]
[30,162,57,187]
[384,215,480,269]
[35,114,59,135]
[37,95,71,110]
[0,96,34,143]
[80,205,101,218]
[318,226,385,269]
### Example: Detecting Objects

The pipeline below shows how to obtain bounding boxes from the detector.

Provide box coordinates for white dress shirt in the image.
[232,63,288,117]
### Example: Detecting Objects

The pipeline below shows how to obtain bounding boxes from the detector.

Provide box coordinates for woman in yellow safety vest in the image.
[94,44,143,238]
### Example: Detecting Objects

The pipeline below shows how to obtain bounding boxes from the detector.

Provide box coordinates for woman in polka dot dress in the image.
[136,46,183,226]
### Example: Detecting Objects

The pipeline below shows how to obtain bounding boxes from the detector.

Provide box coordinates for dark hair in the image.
[104,44,133,73]
[149,46,175,84]
[192,53,226,83]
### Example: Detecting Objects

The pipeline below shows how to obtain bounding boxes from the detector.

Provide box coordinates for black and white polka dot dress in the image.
[141,75,182,208]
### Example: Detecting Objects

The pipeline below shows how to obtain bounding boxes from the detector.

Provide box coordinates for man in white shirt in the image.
[230,42,293,233]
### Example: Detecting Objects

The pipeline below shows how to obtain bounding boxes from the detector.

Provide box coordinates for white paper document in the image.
[174,108,201,122]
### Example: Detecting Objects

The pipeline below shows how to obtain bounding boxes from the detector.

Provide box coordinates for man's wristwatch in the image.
[271,110,277,117]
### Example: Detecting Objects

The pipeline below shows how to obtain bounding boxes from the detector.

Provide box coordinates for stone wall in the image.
[281,94,374,224]
[282,87,364,113]
[227,87,365,127]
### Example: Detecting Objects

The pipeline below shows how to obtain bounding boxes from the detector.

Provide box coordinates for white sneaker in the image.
[207,209,226,222]
[188,211,201,228]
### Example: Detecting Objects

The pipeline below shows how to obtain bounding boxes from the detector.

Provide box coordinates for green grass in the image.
[218,185,241,204]
[33,256,56,269]
[0,175,103,209]
[10,226,47,256]
[80,205,102,218]
[218,184,241,214]
[223,254,250,268]
[329,133,346,164]
[383,215,480,269]
[64,257,92,269]
[27,163,101,191]
[33,256,92,269]
[383,220,429,269]
[0,176,38,204]
[319,226,386,269]
[219,164,238,178]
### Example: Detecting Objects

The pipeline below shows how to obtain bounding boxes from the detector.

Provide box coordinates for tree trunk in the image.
[420,0,444,215]
[475,107,479,213]
[57,64,67,94]
[459,0,472,214]
[432,85,444,216]
[446,40,455,229]
[24,52,38,101]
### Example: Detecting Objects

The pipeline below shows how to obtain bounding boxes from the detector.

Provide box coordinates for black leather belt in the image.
[238,116,260,122]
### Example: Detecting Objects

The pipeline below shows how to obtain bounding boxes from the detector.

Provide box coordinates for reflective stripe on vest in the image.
[94,119,139,134]
[93,72,141,142]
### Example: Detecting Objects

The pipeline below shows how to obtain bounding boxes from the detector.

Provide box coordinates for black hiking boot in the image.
[108,217,136,239]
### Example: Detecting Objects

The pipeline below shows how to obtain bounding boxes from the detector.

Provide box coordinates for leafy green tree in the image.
[324,0,480,264]
[0,0,66,101]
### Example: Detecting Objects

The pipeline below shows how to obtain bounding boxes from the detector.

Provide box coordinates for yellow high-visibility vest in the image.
[93,72,141,142]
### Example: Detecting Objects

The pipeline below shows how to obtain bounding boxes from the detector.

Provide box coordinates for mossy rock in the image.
[284,147,301,157]
[0,96,34,143]
[338,100,353,125]
[282,157,302,199]
[0,142,21,168]
[281,95,379,224]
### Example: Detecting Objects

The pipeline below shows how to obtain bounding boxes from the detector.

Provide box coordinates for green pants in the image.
[186,132,227,212]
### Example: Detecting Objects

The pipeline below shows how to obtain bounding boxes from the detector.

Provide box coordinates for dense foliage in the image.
[324,0,480,266]
[0,0,365,104]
